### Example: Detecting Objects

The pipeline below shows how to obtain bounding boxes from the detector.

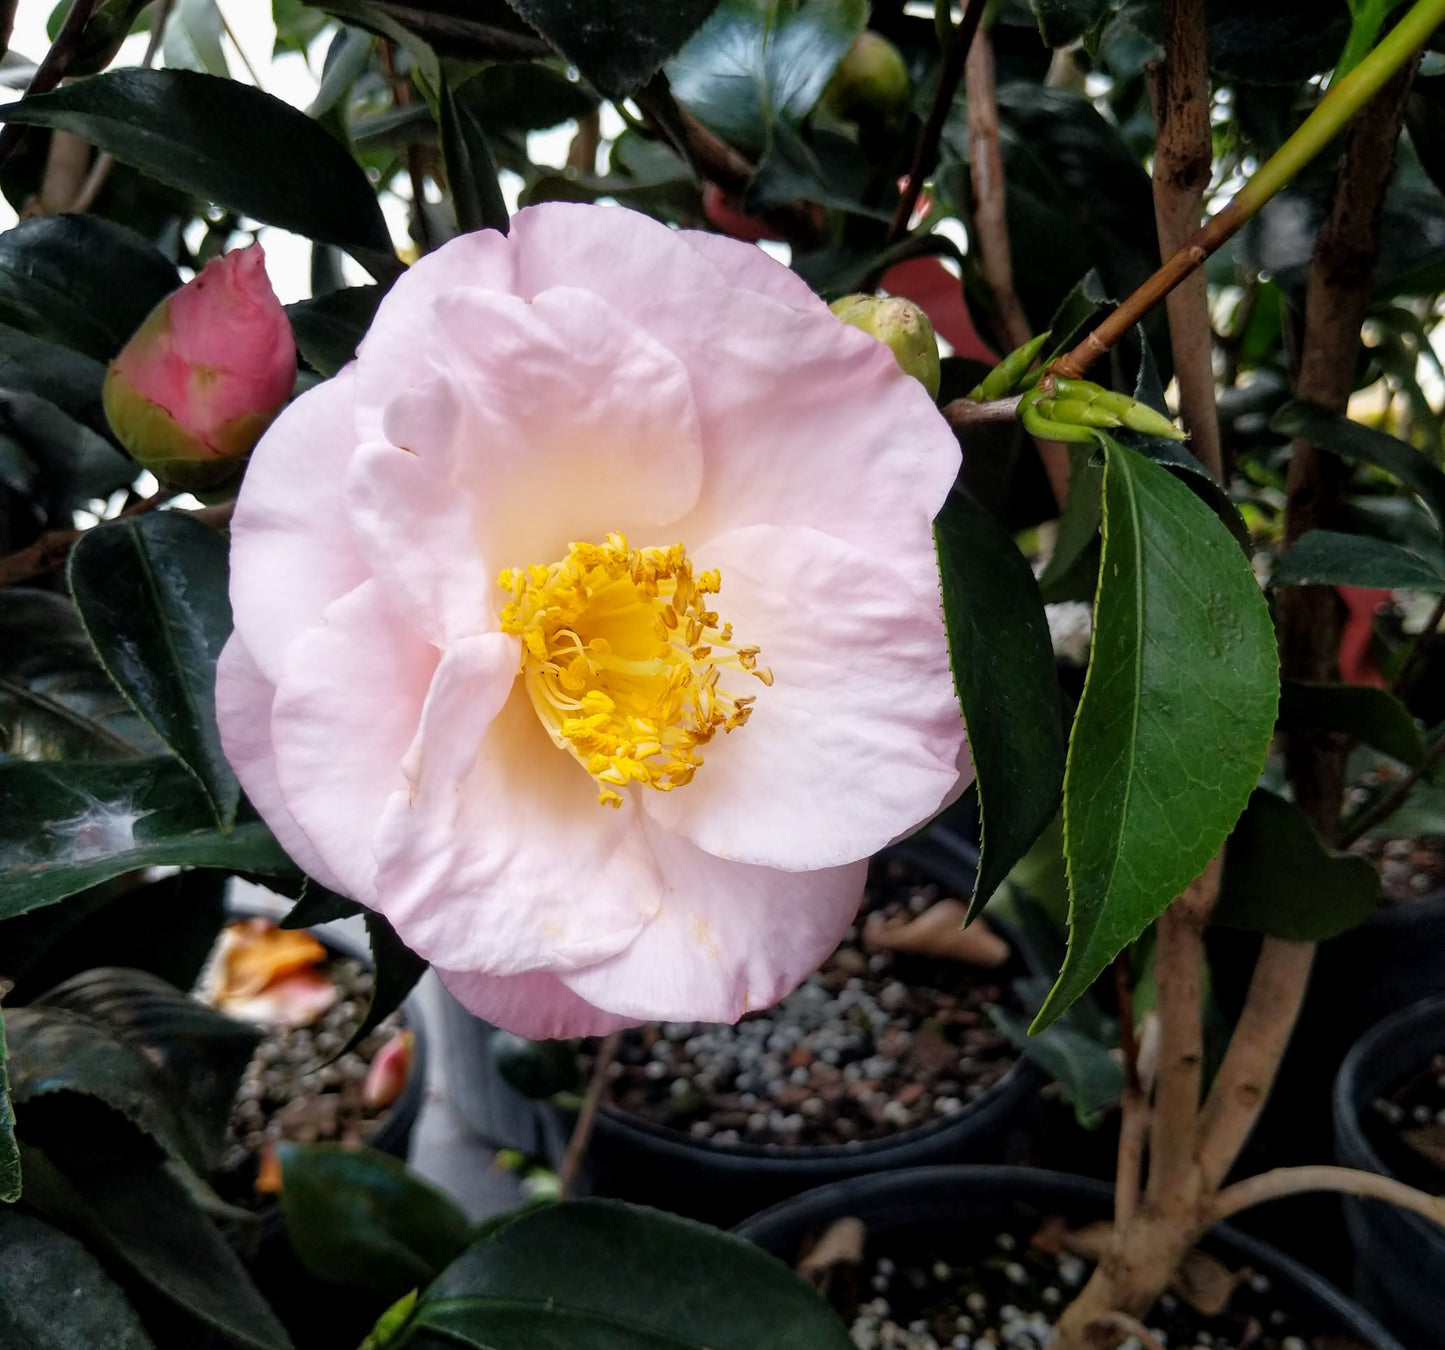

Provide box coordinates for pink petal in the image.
[214,634,348,895]
[437,967,636,1040]
[345,286,704,642]
[353,203,729,442]
[677,228,825,310]
[643,524,966,869]
[562,820,868,1024]
[228,367,368,684]
[269,581,438,902]
[369,654,658,977]
[641,287,960,606]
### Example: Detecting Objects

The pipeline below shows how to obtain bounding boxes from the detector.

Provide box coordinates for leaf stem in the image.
[1051,0,1445,380]
[886,0,988,243]
[1338,726,1445,846]
[0,0,100,170]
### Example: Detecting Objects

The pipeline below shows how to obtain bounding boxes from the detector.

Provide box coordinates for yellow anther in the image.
[498,534,769,805]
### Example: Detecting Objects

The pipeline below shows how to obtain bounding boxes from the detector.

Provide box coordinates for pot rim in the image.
[585,826,1047,1166]
[1332,990,1445,1240]
[734,1163,1406,1350]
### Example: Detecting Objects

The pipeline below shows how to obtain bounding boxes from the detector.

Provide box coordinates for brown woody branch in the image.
[1210,1164,1445,1228]
[887,0,988,242]
[963,25,1071,510]
[0,0,100,170]
[558,1031,620,1200]
[1145,856,1220,1211]
[1147,0,1222,478]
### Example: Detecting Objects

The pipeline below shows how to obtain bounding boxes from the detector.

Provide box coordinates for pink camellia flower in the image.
[104,243,295,489]
[217,203,968,1038]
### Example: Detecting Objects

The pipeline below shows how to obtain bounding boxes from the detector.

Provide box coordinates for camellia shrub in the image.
[2,1,1445,1349]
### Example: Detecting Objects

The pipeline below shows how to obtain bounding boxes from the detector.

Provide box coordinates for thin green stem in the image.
[1053,0,1445,379]
[1234,0,1445,218]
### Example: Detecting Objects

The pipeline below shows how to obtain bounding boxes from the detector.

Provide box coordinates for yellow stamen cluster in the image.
[498,533,773,807]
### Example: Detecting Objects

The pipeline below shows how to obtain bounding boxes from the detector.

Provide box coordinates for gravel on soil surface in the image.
[591,857,1026,1149]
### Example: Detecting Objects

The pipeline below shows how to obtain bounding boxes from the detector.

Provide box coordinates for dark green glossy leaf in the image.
[506,0,721,98]
[0,1008,17,1203]
[439,78,510,234]
[936,492,1065,916]
[280,886,363,929]
[1037,454,1102,604]
[347,912,428,1055]
[0,69,399,281]
[68,512,239,825]
[1,870,228,999]
[1215,789,1380,941]
[991,85,1158,335]
[1041,442,1278,1028]
[668,0,866,158]
[1031,0,1120,48]
[409,1199,854,1348]
[1270,399,1445,535]
[0,323,110,438]
[454,61,598,131]
[36,968,260,1171]
[0,1208,155,1350]
[5,1004,212,1173]
[989,1001,1122,1127]
[1204,0,1352,84]
[0,214,179,362]
[286,285,383,376]
[1271,529,1445,590]
[0,589,158,762]
[0,757,297,920]
[280,1144,471,1301]
[490,1032,583,1099]
[1279,680,1426,766]
[0,389,134,524]
[19,1144,293,1350]
[162,0,229,76]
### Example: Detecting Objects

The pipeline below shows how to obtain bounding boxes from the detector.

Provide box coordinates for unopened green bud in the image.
[967,332,1050,402]
[824,31,911,122]
[1050,377,1186,441]
[830,293,941,399]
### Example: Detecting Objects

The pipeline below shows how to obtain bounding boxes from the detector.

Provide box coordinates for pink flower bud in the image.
[361,1029,414,1111]
[104,244,296,490]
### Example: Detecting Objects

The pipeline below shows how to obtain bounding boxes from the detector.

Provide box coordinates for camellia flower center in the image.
[498,533,773,808]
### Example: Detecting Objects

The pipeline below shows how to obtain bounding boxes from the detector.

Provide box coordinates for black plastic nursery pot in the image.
[559,829,1047,1228]
[1333,992,1445,1350]
[1210,890,1445,1277]
[227,905,430,1161]
[224,910,431,1350]
[736,1165,1406,1350]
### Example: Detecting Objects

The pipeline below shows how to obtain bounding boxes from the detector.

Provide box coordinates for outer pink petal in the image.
[562,821,868,1024]
[643,524,966,869]
[353,203,728,441]
[345,286,704,642]
[269,581,438,902]
[228,366,368,684]
[640,288,960,606]
[214,634,348,895]
[342,380,496,646]
[676,228,825,311]
[369,661,659,977]
[437,967,636,1040]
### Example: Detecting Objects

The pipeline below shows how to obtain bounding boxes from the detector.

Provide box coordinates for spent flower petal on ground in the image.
[218,203,968,1037]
